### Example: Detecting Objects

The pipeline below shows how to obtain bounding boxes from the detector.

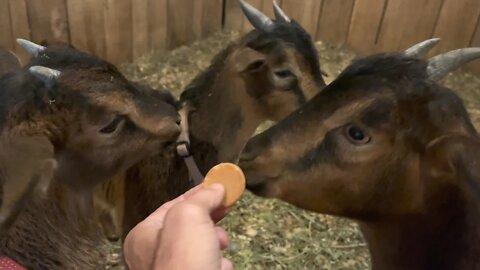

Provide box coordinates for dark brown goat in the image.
[116,0,327,240]
[0,39,181,269]
[0,135,56,235]
[239,46,480,269]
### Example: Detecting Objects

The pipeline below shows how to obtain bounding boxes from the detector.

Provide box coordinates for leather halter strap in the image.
[175,104,204,186]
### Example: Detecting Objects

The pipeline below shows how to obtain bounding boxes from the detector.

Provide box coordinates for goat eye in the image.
[346,125,371,144]
[274,70,293,79]
[100,116,124,134]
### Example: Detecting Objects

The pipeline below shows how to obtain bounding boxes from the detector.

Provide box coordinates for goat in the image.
[0,39,181,269]
[239,44,480,269]
[93,81,178,242]
[0,135,56,235]
[117,0,327,241]
[0,48,21,78]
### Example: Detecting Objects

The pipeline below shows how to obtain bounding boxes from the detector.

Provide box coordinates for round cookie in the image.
[203,163,246,207]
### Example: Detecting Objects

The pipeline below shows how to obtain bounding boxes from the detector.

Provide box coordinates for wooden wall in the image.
[224,0,480,74]
[1,0,479,74]
[0,0,223,65]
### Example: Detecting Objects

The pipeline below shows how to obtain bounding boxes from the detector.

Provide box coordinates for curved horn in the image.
[404,38,440,58]
[16,39,46,57]
[427,48,480,81]
[29,66,61,88]
[239,0,274,32]
[273,0,291,23]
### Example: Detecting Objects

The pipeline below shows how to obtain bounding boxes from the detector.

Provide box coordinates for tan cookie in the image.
[203,163,246,207]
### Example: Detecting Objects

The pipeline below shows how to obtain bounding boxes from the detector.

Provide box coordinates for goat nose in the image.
[158,117,181,141]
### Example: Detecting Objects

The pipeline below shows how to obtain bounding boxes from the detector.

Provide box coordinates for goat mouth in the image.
[244,172,278,198]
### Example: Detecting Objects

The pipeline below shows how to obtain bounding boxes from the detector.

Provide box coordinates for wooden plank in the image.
[148,0,168,51]
[26,0,69,44]
[376,0,443,53]
[224,0,244,32]
[8,0,31,64]
[66,0,88,51]
[346,0,386,55]
[202,0,223,37]
[192,0,204,40]
[167,0,201,49]
[67,0,108,58]
[281,0,322,37]
[432,0,480,55]
[316,0,355,44]
[132,0,149,58]
[0,0,14,50]
[83,0,107,58]
[261,0,277,18]
[468,14,480,74]
[104,0,133,65]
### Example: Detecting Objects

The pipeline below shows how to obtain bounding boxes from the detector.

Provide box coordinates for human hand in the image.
[123,183,234,270]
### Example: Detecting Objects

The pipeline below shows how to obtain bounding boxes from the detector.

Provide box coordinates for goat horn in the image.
[427,48,480,81]
[16,39,46,57]
[29,66,61,88]
[273,0,291,23]
[239,0,274,32]
[404,38,440,58]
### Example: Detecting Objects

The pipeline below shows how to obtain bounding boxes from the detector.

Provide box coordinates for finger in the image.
[153,184,204,214]
[221,258,234,270]
[182,183,205,198]
[145,184,206,226]
[215,226,229,250]
[186,183,226,214]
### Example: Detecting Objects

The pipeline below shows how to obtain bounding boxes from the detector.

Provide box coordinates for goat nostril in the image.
[176,118,181,125]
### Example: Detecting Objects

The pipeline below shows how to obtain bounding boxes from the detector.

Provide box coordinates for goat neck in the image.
[187,68,265,163]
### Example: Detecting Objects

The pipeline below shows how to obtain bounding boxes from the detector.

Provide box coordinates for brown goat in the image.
[0,39,181,269]
[116,0,327,241]
[93,81,178,242]
[0,135,56,235]
[239,45,480,269]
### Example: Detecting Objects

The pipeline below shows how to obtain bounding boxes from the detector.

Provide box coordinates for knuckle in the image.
[169,202,204,222]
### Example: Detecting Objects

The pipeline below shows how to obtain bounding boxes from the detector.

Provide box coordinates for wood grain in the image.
[202,0,223,37]
[0,0,14,50]
[224,0,244,32]
[376,0,443,53]
[132,0,149,58]
[167,0,196,49]
[26,0,69,44]
[468,14,480,74]
[432,0,480,55]
[316,0,355,43]
[281,0,322,36]
[104,0,133,65]
[347,0,387,55]
[148,0,168,51]
[8,0,30,64]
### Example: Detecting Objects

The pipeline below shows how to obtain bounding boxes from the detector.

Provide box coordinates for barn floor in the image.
[108,31,480,270]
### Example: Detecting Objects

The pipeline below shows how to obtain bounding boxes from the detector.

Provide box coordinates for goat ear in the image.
[426,135,480,195]
[0,136,56,232]
[0,48,21,77]
[232,47,266,73]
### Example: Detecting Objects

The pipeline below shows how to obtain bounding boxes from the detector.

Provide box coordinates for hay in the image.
[109,31,480,270]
